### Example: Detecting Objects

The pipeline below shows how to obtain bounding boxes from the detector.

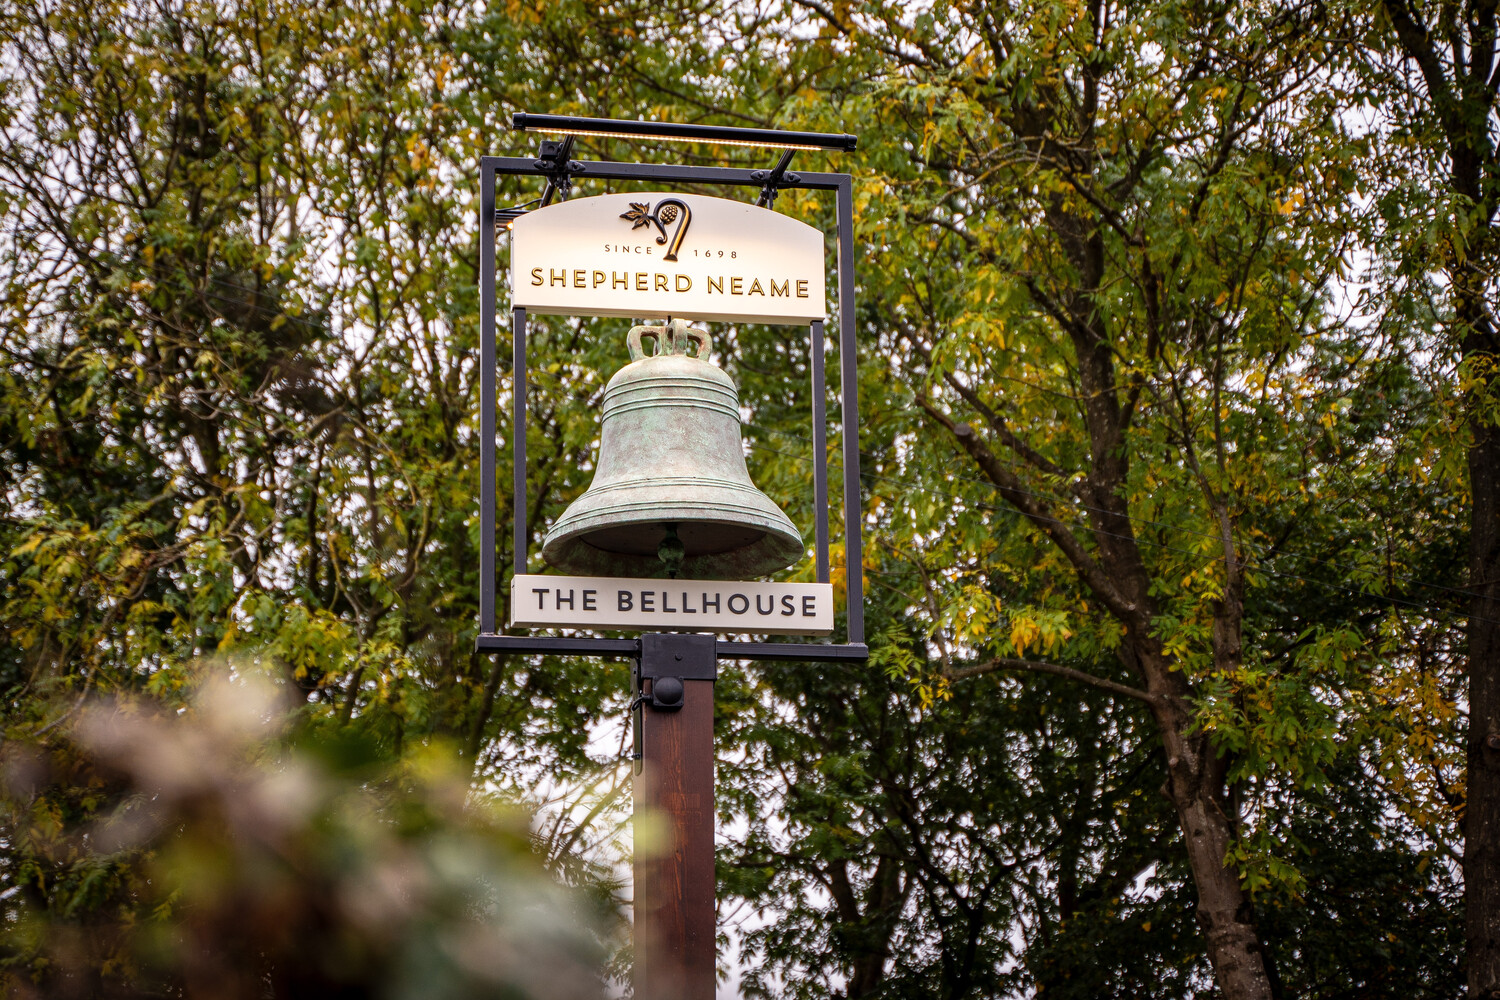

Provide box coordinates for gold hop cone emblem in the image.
[617,199,691,261]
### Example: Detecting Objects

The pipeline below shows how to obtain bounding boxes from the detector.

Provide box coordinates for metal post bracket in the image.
[752,149,799,208]
[636,633,717,710]
[535,137,581,206]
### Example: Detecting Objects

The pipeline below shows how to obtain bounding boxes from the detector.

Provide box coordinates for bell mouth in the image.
[542,513,804,580]
[575,521,767,558]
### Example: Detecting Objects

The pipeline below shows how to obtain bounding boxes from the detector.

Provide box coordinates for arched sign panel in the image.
[509,193,826,325]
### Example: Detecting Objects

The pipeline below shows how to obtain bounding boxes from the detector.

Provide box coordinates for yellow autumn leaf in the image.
[1010,616,1040,656]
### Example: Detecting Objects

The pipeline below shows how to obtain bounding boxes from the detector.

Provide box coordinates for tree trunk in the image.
[1075,263,1277,1000]
[1454,111,1500,1000]
[1151,672,1275,1000]
[1371,4,1500,989]
[938,405,1278,1000]
[826,853,906,997]
[1464,264,1500,995]
[1470,410,1500,998]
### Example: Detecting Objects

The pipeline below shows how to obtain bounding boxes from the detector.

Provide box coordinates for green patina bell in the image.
[541,319,804,579]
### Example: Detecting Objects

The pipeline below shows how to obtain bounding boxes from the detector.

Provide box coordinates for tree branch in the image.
[940,370,1074,481]
[918,398,1141,624]
[1382,0,1464,133]
[944,656,1161,706]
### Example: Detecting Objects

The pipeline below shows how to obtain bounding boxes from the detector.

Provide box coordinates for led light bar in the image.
[512,112,858,153]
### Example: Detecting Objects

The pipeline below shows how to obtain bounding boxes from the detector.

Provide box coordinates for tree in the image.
[0,0,633,986]
[1358,1,1500,992]
[0,0,637,800]
[0,0,1471,995]
[757,0,1465,996]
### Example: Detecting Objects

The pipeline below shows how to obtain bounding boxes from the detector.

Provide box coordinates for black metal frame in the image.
[512,112,858,153]
[476,152,866,664]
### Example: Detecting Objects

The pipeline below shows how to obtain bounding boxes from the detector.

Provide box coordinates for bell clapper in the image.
[658,522,686,579]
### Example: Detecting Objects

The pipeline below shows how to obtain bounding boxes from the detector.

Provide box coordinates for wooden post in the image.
[634,633,716,999]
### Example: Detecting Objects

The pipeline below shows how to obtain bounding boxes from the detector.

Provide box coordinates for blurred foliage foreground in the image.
[0,673,609,999]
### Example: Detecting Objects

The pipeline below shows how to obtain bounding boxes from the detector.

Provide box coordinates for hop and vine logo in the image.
[619,198,693,262]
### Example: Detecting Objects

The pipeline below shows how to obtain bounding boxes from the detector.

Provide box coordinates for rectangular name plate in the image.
[508,575,834,636]
[509,193,827,326]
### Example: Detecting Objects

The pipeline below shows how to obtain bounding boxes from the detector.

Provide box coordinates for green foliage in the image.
[1255,753,1464,1000]
[0,0,1474,996]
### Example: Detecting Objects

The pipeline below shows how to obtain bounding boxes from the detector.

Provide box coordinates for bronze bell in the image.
[541,319,804,579]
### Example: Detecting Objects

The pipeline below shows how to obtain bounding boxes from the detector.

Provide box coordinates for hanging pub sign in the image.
[509,193,826,325]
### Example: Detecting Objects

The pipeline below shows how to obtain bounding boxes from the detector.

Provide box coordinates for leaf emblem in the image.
[620,202,653,229]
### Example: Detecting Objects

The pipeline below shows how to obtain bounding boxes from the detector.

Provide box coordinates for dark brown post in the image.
[634,633,716,999]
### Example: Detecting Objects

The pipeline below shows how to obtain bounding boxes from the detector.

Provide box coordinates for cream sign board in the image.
[509,574,834,636]
[509,193,826,325]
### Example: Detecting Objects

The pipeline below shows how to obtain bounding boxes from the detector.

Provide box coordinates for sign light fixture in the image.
[512,112,858,153]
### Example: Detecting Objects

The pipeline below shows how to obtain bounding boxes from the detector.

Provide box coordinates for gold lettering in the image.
[708,276,723,294]
[655,273,669,292]
[592,270,606,287]
[748,278,764,296]
[635,272,648,291]
[573,269,586,288]
[676,274,691,292]
[531,268,544,287]
[771,278,788,297]
[613,272,629,289]
[796,279,809,298]
[731,277,744,295]
[550,268,567,287]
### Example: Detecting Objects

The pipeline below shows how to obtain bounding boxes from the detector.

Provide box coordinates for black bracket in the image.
[752,150,800,209]
[634,633,717,711]
[535,136,582,207]
[495,204,531,228]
